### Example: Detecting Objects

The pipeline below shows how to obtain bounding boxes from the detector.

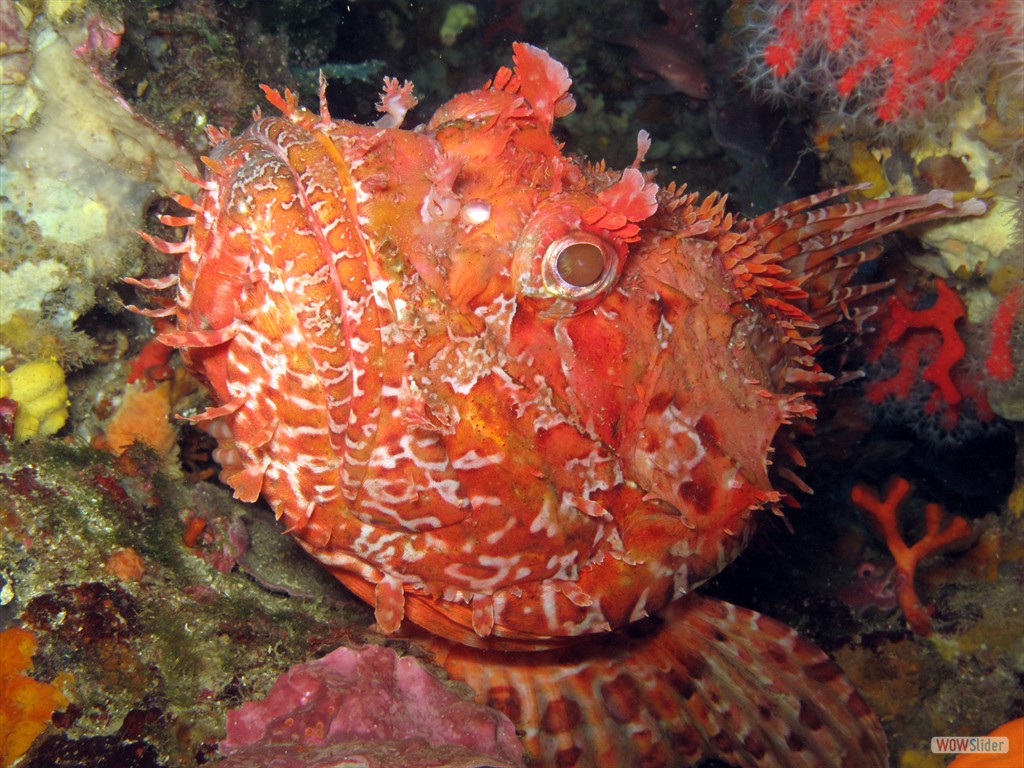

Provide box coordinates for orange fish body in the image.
[139,44,982,766]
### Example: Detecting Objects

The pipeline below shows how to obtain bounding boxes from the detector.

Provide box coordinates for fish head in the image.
[402,46,794,586]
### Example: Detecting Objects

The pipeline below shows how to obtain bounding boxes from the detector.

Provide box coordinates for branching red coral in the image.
[850,477,973,635]
[869,278,965,404]
[864,278,994,432]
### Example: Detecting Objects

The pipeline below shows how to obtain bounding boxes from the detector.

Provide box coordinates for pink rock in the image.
[219,644,524,768]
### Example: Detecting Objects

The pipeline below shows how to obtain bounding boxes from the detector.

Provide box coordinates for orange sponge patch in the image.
[0,627,69,768]
[102,381,177,456]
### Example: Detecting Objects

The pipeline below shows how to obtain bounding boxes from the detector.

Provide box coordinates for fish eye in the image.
[555,242,605,287]
[542,233,617,300]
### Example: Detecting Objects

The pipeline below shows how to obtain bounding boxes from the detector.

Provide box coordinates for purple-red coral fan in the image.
[742,0,1021,131]
[219,644,525,768]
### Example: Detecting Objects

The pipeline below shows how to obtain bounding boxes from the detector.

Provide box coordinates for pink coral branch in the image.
[850,477,973,635]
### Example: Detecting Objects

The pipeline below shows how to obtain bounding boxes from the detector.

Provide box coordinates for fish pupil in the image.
[555,242,605,287]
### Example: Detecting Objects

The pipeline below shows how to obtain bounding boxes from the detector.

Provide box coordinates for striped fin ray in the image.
[426,594,887,768]
[750,187,986,327]
[726,188,983,503]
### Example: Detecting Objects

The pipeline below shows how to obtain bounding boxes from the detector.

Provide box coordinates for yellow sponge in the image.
[0,358,70,440]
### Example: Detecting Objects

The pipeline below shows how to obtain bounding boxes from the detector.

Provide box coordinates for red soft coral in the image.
[986,284,1024,382]
[746,0,1018,130]
[126,336,175,391]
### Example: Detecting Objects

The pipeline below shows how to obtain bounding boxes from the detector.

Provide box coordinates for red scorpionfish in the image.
[133,44,984,767]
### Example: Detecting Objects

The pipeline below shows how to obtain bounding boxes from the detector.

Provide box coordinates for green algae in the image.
[0,436,375,765]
